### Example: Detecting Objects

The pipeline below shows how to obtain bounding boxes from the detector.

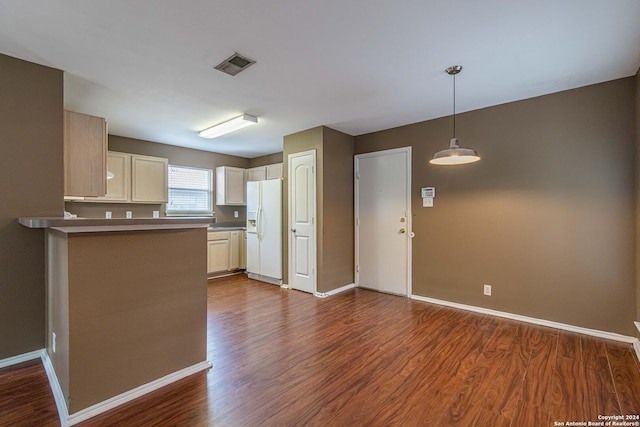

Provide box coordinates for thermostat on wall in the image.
[421,187,435,198]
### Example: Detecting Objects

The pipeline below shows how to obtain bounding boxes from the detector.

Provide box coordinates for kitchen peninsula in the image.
[19,216,212,423]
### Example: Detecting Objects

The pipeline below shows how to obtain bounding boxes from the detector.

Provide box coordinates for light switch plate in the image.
[423,197,434,207]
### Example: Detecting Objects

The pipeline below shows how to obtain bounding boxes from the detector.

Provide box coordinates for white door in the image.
[355,147,412,296]
[288,150,317,294]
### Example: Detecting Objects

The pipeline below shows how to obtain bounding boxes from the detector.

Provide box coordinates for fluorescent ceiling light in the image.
[198,114,258,139]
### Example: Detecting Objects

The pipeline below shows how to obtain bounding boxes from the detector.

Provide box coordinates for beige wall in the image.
[68,228,206,412]
[0,54,64,359]
[356,77,636,336]
[282,126,354,293]
[46,228,207,413]
[320,128,355,292]
[67,135,250,224]
[249,152,283,167]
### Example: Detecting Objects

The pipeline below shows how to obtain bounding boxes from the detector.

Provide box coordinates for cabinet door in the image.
[64,110,107,197]
[228,231,241,270]
[104,152,130,201]
[266,163,283,180]
[241,231,247,269]
[207,239,229,273]
[131,155,168,203]
[85,151,131,202]
[247,167,266,182]
[216,167,246,205]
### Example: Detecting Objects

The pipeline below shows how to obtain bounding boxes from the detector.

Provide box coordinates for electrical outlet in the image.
[52,332,56,353]
[483,284,492,296]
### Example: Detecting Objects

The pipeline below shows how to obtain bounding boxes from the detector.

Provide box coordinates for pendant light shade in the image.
[430,66,480,166]
[430,138,480,165]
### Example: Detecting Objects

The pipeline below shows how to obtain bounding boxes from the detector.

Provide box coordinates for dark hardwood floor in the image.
[2,274,640,426]
[0,360,59,426]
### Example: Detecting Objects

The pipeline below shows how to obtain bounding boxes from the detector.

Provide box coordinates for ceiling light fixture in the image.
[430,65,481,166]
[198,114,258,139]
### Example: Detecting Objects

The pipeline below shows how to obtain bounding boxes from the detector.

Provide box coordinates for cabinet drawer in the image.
[207,231,230,241]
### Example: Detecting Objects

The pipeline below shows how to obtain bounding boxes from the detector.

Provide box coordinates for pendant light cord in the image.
[452,72,456,138]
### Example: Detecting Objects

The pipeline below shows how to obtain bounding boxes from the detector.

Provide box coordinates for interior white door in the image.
[355,147,411,296]
[288,150,316,294]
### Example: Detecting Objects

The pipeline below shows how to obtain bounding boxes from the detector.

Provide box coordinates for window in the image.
[166,165,213,215]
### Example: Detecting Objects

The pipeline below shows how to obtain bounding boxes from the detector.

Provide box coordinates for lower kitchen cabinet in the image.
[241,232,247,270]
[228,231,242,270]
[207,230,246,275]
[207,238,229,274]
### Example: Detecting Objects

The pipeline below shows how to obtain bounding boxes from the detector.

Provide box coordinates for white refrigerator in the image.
[246,180,282,284]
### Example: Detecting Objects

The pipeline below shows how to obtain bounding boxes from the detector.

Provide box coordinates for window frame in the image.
[165,164,214,217]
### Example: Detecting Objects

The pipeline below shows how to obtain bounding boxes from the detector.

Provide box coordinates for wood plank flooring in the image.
[2,274,640,426]
[0,360,59,426]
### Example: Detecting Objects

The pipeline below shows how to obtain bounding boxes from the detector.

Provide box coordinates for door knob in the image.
[399,228,406,234]
[291,228,297,233]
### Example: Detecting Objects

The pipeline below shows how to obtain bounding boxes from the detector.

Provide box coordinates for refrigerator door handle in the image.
[257,206,263,240]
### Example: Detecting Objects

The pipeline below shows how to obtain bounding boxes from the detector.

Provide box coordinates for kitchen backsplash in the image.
[64,202,165,219]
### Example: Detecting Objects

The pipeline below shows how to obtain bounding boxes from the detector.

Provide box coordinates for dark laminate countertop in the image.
[18,216,212,233]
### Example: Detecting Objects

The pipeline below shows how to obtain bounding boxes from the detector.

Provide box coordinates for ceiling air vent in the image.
[214,52,256,76]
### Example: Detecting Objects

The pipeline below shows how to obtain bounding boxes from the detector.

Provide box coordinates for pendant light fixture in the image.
[430,65,480,165]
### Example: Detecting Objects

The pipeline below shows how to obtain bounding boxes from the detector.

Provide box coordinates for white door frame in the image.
[354,146,412,296]
[287,149,317,294]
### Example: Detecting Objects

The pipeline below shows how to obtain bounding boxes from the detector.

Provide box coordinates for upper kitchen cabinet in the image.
[216,166,246,206]
[64,110,107,198]
[82,151,167,204]
[247,166,267,182]
[131,154,168,203]
[85,151,131,202]
[246,163,283,182]
[266,163,283,180]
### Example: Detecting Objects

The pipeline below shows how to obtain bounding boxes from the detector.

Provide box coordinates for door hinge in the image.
[356,264,359,272]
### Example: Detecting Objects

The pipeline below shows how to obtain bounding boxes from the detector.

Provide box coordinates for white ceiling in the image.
[1,1,639,158]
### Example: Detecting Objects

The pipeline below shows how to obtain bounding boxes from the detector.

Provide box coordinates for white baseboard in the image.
[207,270,244,280]
[41,350,69,426]
[65,360,212,426]
[315,283,355,298]
[2,351,211,427]
[412,294,640,349]
[0,349,42,369]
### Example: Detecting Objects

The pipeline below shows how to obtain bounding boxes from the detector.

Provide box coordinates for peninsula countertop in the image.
[18,216,213,233]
